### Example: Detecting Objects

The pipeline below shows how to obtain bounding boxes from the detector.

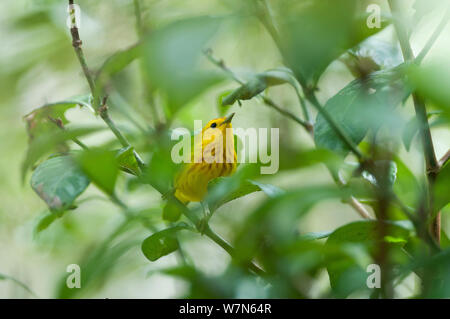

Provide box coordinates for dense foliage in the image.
[1,0,449,298]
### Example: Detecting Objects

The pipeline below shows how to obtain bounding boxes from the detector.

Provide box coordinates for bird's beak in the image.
[221,112,235,125]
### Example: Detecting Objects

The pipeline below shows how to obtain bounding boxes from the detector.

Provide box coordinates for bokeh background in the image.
[0,0,449,298]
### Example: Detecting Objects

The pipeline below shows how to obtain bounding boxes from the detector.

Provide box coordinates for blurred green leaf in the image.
[95,44,141,99]
[33,210,60,236]
[141,226,187,262]
[278,0,387,87]
[234,185,346,268]
[413,0,444,25]
[408,62,450,115]
[77,149,119,196]
[143,145,179,195]
[142,16,224,114]
[402,117,420,151]
[30,155,90,213]
[441,229,450,249]
[327,220,411,245]
[278,147,343,172]
[393,157,420,208]
[314,67,407,155]
[56,220,136,298]
[326,220,411,297]
[248,180,284,197]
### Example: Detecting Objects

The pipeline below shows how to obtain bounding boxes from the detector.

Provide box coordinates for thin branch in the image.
[99,97,145,167]
[68,1,95,95]
[261,96,313,133]
[389,0,440,243]
[306,91,365,159]
[68,1,264,278]
[204,225,266,276]
[206,51,372,221]
[416,5,450,64]
[68,1,145,168]
[159,192,267,277]
[388,0,439,171]
[48,116,89,150]
[204,49,312,132]
[348,196,372,219]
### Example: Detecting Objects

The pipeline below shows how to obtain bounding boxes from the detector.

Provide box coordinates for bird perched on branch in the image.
[163,113,237,223]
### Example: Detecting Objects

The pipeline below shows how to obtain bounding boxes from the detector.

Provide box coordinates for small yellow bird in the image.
[174,113,237,204]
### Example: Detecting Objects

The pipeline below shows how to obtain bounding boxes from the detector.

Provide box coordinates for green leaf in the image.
[142,16,224,114]
[314,67,407,155]
[434,162,450,214]
[30,155,90,213]
[221,68,299,106]
[116,146,140,176]
[23,95,93,141]
[222,77,266,106]
[141,226,186,262]
[77,149,119,196]
[21,126,101,181]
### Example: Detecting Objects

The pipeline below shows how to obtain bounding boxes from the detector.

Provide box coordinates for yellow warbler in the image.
[174,113,237,203]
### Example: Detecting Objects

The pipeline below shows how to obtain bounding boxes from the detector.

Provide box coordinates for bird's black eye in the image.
[210,122,217,128]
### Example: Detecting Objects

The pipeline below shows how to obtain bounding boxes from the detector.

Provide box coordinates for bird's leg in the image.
[198,201,212,235]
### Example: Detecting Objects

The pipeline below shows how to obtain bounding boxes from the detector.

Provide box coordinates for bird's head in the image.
[201,113,235,149]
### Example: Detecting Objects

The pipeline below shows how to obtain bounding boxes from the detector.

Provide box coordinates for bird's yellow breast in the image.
[174,115,237,203]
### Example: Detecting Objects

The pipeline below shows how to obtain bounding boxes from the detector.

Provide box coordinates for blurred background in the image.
[0,0,449,298]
